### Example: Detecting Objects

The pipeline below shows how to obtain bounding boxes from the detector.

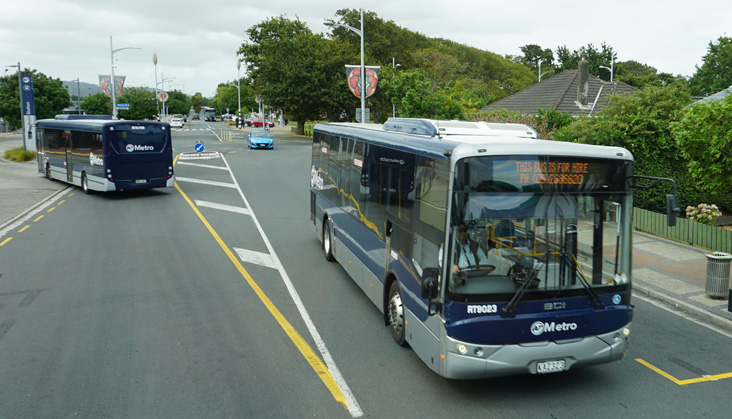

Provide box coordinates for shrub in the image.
[3,147,36,162]
[686,203,722,226]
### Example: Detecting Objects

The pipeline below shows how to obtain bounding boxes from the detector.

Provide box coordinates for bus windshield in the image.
[108,124,169,154]
[446,155,632,302]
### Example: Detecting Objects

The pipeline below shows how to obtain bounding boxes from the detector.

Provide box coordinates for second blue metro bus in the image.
[310,118,677,379]
[36,117,174,193]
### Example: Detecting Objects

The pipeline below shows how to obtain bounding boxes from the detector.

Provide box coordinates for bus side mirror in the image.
[421,267,442,316]
[421,268,440,299]
[666,194,680,227]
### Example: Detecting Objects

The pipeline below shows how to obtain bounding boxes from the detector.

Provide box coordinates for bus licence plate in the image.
[537,360,565,374]
[135,179,147,184]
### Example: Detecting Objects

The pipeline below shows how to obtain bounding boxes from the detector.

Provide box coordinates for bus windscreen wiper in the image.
[501,269,539,317]
[566,252,604,308]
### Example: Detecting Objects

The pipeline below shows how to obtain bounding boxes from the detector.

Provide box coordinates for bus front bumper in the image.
[441,324,631,379]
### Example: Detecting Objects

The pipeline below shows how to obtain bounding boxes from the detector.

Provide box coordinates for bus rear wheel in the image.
[388,281,407,346]
[81,173,91,194]
[323,219,335,261]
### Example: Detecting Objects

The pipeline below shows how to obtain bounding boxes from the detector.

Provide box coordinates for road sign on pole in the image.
[356,107,370,123]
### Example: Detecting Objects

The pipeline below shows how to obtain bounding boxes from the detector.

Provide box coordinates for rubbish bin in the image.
[705,252,732,298]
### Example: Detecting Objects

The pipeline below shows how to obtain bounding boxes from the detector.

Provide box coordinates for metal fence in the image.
[633,207,732,253]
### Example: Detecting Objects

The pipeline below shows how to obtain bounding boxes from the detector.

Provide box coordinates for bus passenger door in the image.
[65,130,73,183]
[35,128,43,173]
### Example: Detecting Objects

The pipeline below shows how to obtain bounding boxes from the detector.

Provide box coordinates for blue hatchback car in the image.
[248,130,274,149]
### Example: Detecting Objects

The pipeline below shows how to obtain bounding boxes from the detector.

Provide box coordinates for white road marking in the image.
[233,247,277,269]
[194,200,251,215]
[0,188,72,238]
[175,177,236,188]
[219,154,363,417]
[176,161,229,170]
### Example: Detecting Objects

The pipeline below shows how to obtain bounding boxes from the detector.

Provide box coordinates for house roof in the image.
[480,69,637,117]
[696,85,732,104]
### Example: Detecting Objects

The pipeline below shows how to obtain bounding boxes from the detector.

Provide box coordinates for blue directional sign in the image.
[21,74,35,115]
[194,142,204,152]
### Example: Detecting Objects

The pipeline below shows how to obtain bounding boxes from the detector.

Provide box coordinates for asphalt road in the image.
[1,119,731,418]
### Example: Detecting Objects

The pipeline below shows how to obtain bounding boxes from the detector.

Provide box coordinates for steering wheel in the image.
[456,264,497,279]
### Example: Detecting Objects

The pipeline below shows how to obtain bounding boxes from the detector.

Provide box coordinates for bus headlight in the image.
[457,344,468,355]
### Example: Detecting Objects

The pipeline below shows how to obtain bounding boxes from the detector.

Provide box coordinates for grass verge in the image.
[3,147,36,162]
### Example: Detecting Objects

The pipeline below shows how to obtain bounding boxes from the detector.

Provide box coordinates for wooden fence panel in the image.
[632,207,732,253]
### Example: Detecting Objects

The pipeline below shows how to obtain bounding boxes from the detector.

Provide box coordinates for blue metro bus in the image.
[310,118,677,379]
[36,117,174,193]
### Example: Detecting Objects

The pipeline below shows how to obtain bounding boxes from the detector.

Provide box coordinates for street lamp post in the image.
[157,74,175,122]
[229,81,241,125]
[236,60,242,121]
[75,78,82,114]
[325,8,365,123]
[153,53,159,119]
[599,57,614,82]
[110,36,141,119]
[392,57,401,117]
[538,61,551,82]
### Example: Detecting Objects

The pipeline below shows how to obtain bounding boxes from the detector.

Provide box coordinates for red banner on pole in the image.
[345,66,380,99]
[99,75,126,98]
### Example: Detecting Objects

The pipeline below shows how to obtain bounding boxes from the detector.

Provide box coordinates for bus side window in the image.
[411,157,448,277]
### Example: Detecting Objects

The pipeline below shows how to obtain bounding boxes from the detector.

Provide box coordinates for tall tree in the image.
[166,90,191,116]
[191,93,203,114]
[80,92,112,115]
[0,69,70,129]
[689,35,732,96]
[555,43,617,81]
[520,44,554,73]
[673,95,732,195]
[239,16,353,133]
[117,87,157,120]
[380,68,463,120]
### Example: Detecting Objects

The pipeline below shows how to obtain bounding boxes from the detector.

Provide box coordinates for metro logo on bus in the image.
[530,321,578,336]
[125,144,155,152]
[89,152,103,166]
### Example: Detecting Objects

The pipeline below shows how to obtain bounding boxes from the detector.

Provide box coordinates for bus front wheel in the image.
[388,281,407,346]
[323,219,335,262]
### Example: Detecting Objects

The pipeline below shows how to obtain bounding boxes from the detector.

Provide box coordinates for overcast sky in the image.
[2,0,729,98]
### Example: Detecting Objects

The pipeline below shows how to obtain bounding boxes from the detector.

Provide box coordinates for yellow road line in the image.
[33,215,44,222]
[0,237,12,247]
[18,225,30,233]
[174,182,348,410]
[636,358,732,385]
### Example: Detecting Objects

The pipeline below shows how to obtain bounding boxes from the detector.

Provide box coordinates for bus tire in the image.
[388,280,407,346]
[81,173,91,194]
[323,218,335,261]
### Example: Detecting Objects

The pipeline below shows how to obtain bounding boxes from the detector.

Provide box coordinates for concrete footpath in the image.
[2,130,732,333]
